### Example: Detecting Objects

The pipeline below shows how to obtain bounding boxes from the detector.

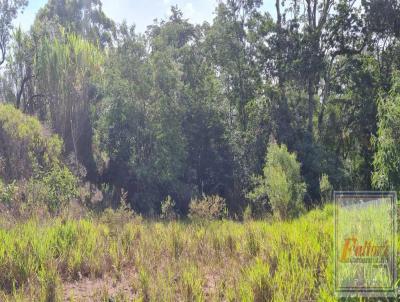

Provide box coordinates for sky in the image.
[14,0,276,33]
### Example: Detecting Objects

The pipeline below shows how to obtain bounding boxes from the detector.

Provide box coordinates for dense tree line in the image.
[0,0,400,217]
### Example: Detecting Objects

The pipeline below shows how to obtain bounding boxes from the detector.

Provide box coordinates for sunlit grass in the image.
[0,204,357,301]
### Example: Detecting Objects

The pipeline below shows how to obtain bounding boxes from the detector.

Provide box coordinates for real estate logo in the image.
[334,191,397,297]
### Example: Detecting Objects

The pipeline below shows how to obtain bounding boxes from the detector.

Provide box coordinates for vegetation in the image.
[0,104,63,181]
[0,0,398,216]
[0,104,78,214]
[188,195,228,220]
[160,195,179,220]
[247,143,306,219]
[0,205,335,301]
[373,72,400,191]
[0,0,399,300]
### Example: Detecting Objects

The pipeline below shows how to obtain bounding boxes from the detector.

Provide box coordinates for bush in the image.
[246,174,270,218]
[188,195,227,220]
[160,195,178,220]
[43,165,78,213]
[0,179,17,205]
[0,104,63,182]
[319,174,333,203]
[243,204,253,221]
[248,143,306,219]
[26,165,78,214]
[0,105,81,214]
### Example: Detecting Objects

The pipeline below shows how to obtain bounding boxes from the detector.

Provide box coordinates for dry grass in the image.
[0,205,337,301]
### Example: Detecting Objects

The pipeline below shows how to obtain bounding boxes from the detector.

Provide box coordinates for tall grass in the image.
[0,205,348,301]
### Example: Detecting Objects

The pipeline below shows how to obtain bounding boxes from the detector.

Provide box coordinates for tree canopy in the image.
[1,0,399,217]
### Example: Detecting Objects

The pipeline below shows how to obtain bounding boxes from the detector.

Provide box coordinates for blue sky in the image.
[15,0,276,33]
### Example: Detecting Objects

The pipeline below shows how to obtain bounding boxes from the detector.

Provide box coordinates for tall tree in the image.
[34,0,115,46]
[34,31,103,180]
[372,72,400,191]
[0,0,27,67]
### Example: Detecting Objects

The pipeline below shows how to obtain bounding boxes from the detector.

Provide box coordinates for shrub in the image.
[98,198,137,236]
[26,165,78,214]
[0,104,63,182]
[248,143,306,219]
[319,174,333,203]
[0,105,81,214]
[246,174,270,218]
[243,204,253,221]
[0,179,17,204]
[188,195,227,220]
[160,195,178,220]
[43,165,78,213]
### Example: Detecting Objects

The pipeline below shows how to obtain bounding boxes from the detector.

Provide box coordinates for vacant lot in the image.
[0,205,336,301]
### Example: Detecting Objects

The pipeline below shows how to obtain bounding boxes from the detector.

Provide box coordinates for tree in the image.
[247,143,306,219]
[34,31,104,180]
[1,0,399,216]
[363,0,400,39]
[96,9,237,214]
[372,72,400,191]
[320,55,379,190]
[34,0,115,47]
[206,0,262,130]
[96,20,188,213]
[1,28,35,111]
[0,0,27,67]
[205,1,270,210]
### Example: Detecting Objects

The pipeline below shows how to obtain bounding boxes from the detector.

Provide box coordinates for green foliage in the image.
[41,165,78,214]
[373,72,400,191]
[160,195,178,220]
[0,179,17,205]
[34,0,115,47]
[2,1,400,298]
[243,204,252,221]
[1,0,399,216]
[96,18,235,214]
[0,204,336,300]
[248,143,306,219]
[0,103,63,181]
[95,23,187,213]
[320,55,380,191]
[239,258,271,301]
[0,0,28,66]
[0,104,79,212]
[34,30,104,180]
[181,265,204,302]
[319,174,333,203]
[188,195,228,220]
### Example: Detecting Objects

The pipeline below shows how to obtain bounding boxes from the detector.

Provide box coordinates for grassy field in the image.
[0,205,337,301]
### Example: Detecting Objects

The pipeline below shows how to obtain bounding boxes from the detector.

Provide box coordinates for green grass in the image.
[0,204,343,301]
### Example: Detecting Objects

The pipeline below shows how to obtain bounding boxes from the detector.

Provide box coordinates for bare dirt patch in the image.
[63,269,137,301]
